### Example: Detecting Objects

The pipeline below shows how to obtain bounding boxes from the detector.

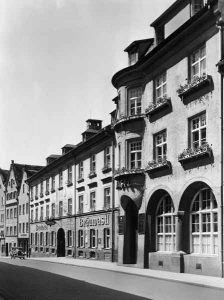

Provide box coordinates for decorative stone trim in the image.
[178,143,212,164]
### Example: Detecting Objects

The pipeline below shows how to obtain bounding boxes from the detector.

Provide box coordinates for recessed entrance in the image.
[57,228,65,257]
[123,199,138,264]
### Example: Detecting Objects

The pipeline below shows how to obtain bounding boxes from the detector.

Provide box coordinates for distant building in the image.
[5,161,42,256]
[0,168,9,256]
[112,0,224,277]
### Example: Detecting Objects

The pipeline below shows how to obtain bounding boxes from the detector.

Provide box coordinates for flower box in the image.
[178,143,212,164]
[102,165,112,173]
[145,160,171,173]
[113,113,145,130]
[88,172,97,179]
[114,167,144,180]
[177,74,212,100]
[145,97,171,116]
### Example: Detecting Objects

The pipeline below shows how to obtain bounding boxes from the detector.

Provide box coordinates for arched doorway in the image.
[121,196,138,264]
[57,228,65,257]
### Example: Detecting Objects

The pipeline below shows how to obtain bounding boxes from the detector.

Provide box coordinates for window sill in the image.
[77,177,84,183]
[58,187,63,191]
[67,182,73,187]
[88,172,97,179]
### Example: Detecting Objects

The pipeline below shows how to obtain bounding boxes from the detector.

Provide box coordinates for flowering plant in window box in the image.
[177,74,212,98]
[145,159,171,173]
[88,171,97,179]
[145,97,171,115]
[178,143,212,163]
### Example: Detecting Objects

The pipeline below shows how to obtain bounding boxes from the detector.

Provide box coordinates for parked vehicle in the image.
[10,247,25,259]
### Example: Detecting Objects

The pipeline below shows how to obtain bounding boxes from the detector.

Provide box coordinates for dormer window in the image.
[191,0,205,16]
[129,52,138,66]
[128,87,142,116]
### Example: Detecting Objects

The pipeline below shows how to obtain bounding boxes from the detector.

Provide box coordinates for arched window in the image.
[191,188,218,254]
[156,195,175,252]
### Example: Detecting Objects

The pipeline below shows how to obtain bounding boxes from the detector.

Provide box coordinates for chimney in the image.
[82,119,102,142]
[46,155,61,166]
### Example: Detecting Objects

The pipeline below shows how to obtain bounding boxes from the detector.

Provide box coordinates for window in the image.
[26,203,29,214]
[155,72,167,102]
[104,188,111,209]
[190,113,206,150]
[59,201,63,217]
[30,187,34,200]
[0,214,4,222]
[90,155,96,173]
[78,230,84,247]
[128,87,142,116]
[78,195,84,213]
[35,232,38,245]
[67,230,72,247]
[10,209,13,219]
[118,144,121,168]
[6,209,9,219]
[45,232,49,246]
[14,226,16,236]
[26,223,28,233]
[40,232,44,246]
[78,161,84,179]
[35,185,38,198]
[90,192,96,211]
[154,131,167,162]
[90,229,97,248]
[156,195,175,252]
[40,207,44,220]
[104,228,110,249]
[23,184,25,193]
[104,146,111,168]
[31,233,34,245]
[46,178,50,193]
[46,205,49,218]
[191,0,204,16]
[31,210,34,221]
[35,208,38,221]
[129,52,138,66]
[68,198,72,215]
[19,223,21,234]
[59,171,63,188]
[51,231,56,246]
[191,189,218,254]
[68,166,72,183]
[129,141,142,169]
[22,223,25,233]
[22,204,25,215]
[41,182,44,195]
[190,45,206,79]
[52,176,55,191]
[14,207,17,218]
[51,203,55,217]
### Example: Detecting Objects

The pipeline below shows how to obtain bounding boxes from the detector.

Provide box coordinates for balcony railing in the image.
[145,97,171,116]
[114,167,144,180]
[178,143,212,164]
[112,113,145,129]
[177,74,212,101]
[145,159,171,173]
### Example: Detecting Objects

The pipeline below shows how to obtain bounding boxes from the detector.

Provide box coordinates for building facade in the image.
[112,0,224,277]
[0,169,9,256]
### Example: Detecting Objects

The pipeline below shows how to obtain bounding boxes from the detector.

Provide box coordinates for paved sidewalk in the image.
[29,256,224,290]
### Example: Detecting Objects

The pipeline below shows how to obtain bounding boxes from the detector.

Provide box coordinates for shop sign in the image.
[35,224,48,231]
[79,214,110,227]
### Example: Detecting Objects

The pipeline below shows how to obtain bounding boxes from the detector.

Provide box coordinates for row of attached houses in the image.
[1,0,224,278]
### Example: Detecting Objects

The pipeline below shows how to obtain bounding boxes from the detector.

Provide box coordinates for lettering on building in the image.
[36,224,48,231]
[79,214,110,227]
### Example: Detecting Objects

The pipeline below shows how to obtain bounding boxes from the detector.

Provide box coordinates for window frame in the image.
[104,187,111,209]
[78,194,84,213]
[154,72,167,103]
[154,130,167,162]
[127,87,142,116]
[90,229,97,248]
[104,228,110,249]
[190,44,206,80]
[189,112,206,150]
[128,140,142,169]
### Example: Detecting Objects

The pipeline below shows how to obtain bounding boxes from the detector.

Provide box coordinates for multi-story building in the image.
[75,119,118,261]
[27,119,119,261]
[5,161,42,256]
[18,166,43,255]
[111,0,224,277]
[0,168,9,256]
[28,149,76,257]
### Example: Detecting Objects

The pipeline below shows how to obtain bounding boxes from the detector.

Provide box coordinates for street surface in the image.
[0,258,150,300]
[0,257,224,300]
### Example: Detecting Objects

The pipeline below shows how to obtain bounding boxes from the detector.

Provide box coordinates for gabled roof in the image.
[0,168,10,186]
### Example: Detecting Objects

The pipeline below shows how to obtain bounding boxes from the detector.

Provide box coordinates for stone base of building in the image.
[75,248,113,261]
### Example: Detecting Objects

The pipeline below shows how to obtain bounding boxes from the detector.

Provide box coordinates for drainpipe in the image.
[111,137,115,262]
[74,158,77,259]
[217,18,224,278]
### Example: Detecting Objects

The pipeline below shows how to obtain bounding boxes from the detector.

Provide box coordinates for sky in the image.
[0,0,174,170]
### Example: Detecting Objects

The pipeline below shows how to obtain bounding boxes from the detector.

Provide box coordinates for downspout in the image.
[111,137,115,262]
[74,158,77,259]
[217,18,224,278]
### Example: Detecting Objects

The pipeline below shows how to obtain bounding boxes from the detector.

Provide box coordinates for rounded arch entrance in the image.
[121,195,138,264]
[178,181,216,254]
[145,189,174,267]
[57,228,65,257]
